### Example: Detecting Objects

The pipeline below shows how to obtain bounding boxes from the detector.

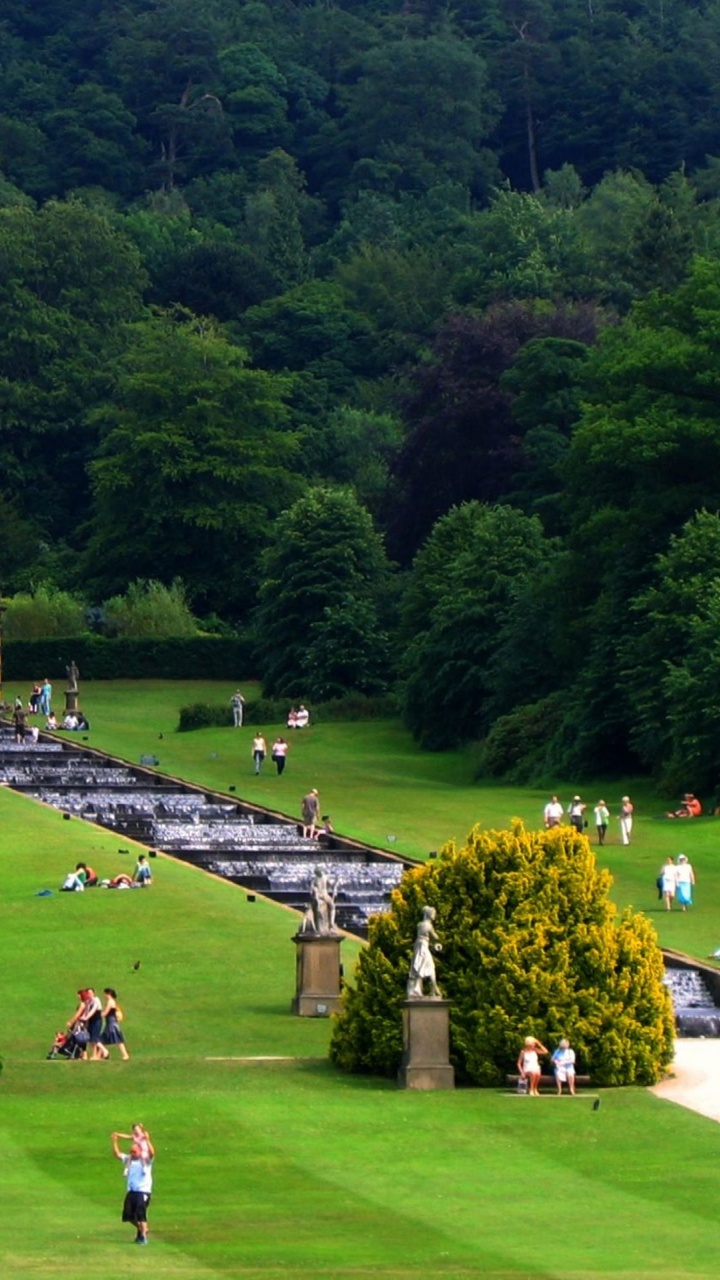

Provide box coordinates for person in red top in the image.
[666,793,702,818]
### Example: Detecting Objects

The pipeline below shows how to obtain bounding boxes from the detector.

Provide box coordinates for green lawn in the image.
[3,682,720,1278]
[57,679,720,964]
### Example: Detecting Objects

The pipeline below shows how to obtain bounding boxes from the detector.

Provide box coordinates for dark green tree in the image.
[0,494,45,590]
[254,486,394,699]
[387,301,600,564]
[84,310,300,615]
[620,511,720,794]
[242,150,310,293]
[310,407,403,521]
[0,200,146,533]
[400,502,550,748]
[564,258,720,598]
[242,280,378,431]
[502,334,596,526]
[330,822,674,1086]
[544,257,720,773]
[343,34,500,197]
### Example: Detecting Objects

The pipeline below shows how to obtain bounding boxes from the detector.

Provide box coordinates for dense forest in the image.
[4,0,720,788]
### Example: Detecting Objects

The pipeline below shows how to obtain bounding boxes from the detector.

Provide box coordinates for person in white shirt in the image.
[551,1038,576,1095]
[230,690,245,727]
[675,854,695,911]
[594,800,609,846]
[543,796,563,828]
[112,1131,154,1245]
[251,732,267,775]
[660,856,677,911]
[619,796,634,846]
[517,1035,549,1096]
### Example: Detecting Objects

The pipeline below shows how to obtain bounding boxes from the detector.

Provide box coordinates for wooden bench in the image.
[505,1073,591,1091]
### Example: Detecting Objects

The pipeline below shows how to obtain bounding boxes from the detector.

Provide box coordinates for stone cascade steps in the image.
[0,728,413,936]
[12,769,150,788]
[153,819,308,850]
[193,851,404,935]
[664,966,720,1036]
[20,788,217,817]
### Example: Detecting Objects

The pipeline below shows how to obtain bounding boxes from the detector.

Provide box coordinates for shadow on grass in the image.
[243,1002,297,1017]
[296,1057,397,1090]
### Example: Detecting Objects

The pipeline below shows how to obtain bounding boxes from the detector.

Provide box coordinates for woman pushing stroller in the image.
[67,987,105,1060]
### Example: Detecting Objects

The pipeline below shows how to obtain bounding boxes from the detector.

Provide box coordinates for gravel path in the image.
[651,1038,720,1123]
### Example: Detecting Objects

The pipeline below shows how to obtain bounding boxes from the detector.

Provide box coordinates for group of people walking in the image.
[543,794,634,845]
[659,854,696,910]
[66,986,130,1060]
[251,732,290,775]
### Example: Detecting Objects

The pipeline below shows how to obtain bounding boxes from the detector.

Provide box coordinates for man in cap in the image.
[568,796,586,836]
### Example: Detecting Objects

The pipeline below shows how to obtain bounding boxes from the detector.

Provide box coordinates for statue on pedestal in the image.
[309,866,338,935]
[66,661,79,693]
[406,906,443,999]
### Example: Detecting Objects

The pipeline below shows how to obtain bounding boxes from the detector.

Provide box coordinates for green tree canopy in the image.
[3,585,87,640]
[620,510,720,794]
[0,200,146,525]
[542,257,720,772]
[254,486,394,700]
[331,822,674,1087]
[84,310,299,616]
[400,502,551,748]
[342,33,500,197]
[102,578,199,638]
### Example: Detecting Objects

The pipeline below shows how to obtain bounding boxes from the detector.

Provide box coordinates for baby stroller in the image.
[46,1029,85,1060]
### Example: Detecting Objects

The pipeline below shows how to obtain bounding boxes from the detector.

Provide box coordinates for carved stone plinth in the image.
[64,690,79,713]
[398,998,455,1090]
[291,933,342,1017]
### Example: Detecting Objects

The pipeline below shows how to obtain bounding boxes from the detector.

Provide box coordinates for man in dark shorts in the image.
[301,788,319,839]
[111,1132,154,1245]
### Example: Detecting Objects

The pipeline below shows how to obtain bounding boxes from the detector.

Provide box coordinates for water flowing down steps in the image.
[663,956,720,1036]
[0,730,414,936]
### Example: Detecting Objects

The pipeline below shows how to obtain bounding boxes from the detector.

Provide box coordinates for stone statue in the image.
[66,661,79,692]
[406,906,443,999]
[309,866,338,935]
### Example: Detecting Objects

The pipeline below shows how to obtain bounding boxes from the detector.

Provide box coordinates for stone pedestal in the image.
[64,689,79,713]
[398,999,455,1090]
[291,933,342,1017]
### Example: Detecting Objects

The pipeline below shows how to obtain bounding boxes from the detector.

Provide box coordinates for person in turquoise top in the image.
[134,854,152,886]
[40,678,52,716]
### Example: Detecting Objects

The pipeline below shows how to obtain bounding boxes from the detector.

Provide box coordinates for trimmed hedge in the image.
[178,693,398,731]
[178,698,287,731]
[4,636,256,682]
